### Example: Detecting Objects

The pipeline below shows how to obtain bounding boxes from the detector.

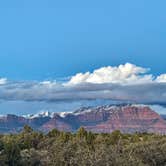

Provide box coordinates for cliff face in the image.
[41,115,72,132]
[0,105,166,134]
[85,106,166,134]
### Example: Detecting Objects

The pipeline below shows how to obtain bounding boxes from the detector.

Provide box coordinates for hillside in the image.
[0,105,166,134]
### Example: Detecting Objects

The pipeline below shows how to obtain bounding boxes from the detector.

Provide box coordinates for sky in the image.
[0,0,166,80]
[0,0,166,115]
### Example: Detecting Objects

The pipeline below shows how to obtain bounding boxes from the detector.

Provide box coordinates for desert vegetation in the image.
[0,126,166,166]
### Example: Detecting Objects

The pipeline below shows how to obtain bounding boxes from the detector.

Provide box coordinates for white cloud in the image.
[39,81,57,88]
[0,78,7,85]
[0,63,165,104]
[68,63,153,85]
[156,74,166,83]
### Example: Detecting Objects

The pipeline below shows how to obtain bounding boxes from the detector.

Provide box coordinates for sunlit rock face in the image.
[0,105,166,134]
[84,106,166,134]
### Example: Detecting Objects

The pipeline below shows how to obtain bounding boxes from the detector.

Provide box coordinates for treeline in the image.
[0,126,166,166]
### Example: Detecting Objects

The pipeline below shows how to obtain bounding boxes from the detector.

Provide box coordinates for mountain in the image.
[0,104,166,134]
[161,114,166,118]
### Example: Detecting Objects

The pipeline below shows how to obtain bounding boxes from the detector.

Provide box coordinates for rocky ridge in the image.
[0,104,166,134]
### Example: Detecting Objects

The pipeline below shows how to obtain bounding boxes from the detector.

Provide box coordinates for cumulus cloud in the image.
[68,63,153,85]
[0,63,166,104]
[0,78,7,85]
[156,74,166,83]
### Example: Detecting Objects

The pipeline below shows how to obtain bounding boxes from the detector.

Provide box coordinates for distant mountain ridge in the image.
[0,104,166,134]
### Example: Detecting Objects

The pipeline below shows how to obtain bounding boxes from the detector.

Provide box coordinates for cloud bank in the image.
[0,63,166,104]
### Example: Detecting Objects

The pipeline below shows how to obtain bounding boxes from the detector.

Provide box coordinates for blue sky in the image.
[0,0,166,80]
[0,1,166,115]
